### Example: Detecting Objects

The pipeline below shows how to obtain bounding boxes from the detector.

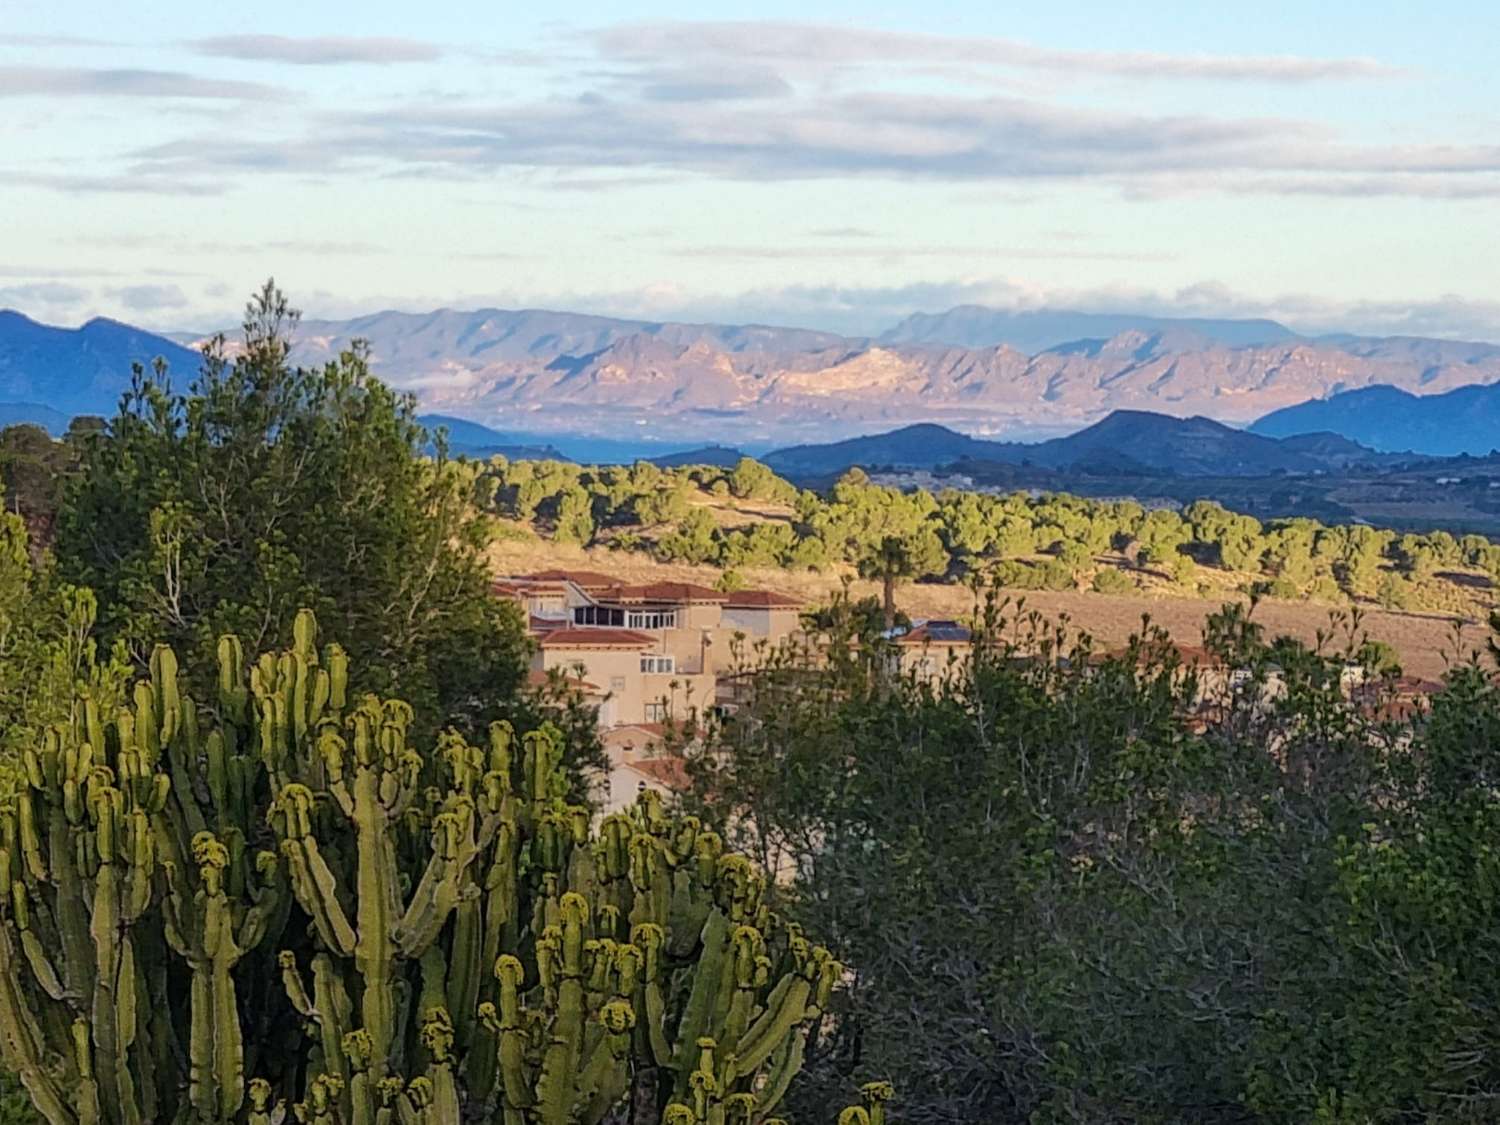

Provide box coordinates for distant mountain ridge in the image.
[246,306,1500,443]
[764,412,1393,479]
[9,303,1500,448]
[1252,382,1500,456]
[0,311,201,417]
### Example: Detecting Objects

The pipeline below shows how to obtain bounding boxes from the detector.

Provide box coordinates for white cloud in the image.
[594,22,1403,83]
[105,284,190,311]
[0,65,283,100]
[187,35,442,66]
[0,282,91,310]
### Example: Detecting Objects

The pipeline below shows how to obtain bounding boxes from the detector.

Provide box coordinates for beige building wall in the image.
[721,605,802,639]
[536,645,642,726]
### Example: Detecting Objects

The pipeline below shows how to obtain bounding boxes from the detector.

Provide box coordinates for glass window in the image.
[627,610,677,630]
[640,655,675,674]
[574,606,625,627]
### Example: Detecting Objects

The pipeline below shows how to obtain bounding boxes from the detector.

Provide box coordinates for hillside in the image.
[764,423,1019,475]
[1252,382,1500,456]
[0,311,201,417]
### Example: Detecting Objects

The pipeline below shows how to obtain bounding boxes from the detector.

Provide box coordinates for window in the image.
[574,606,625,627]
[644,702,669,722]
[640,655,675,674]
[609,676,627,693]
[627,610,678,630]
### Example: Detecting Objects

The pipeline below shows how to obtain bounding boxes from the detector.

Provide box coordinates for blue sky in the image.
[4,0,1499,338]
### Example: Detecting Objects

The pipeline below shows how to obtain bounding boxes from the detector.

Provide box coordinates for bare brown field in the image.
[485,534,1489,682]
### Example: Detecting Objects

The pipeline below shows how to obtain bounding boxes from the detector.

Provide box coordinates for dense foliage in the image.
[478,457,1500,609]
[682,597,1500,1123]
[0,610,869,1125]
[52,284,538,748]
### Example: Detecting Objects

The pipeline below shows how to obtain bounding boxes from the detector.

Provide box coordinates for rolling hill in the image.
[1251,383,1500,456]
[763,412,1389,479]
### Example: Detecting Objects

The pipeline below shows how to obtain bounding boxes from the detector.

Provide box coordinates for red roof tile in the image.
[621,755,691,791]
[514,569,618,589]
[538,628,657,649]
[593,581,728,605]
[724,589,805,609]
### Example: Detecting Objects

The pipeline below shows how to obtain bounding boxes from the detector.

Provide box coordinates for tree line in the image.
[476,454,1500,611]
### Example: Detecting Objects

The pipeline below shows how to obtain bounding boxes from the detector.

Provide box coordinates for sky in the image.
[4,0,1500,339]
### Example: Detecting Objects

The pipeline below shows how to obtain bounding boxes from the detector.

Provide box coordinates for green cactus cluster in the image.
[0,610,867,1125]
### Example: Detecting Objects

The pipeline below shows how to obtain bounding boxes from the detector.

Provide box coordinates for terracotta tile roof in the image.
[603,722,670,741]
[620,755,692,792]
[1106,642,1221,668]
[538,628,657,649]
[515,569,618,589]
[723,589,805,609]
[593,580,729,605]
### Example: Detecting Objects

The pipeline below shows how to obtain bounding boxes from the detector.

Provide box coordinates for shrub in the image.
[1091,568,1135,595]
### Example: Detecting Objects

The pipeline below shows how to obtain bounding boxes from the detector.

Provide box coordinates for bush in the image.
[1377,571,1413,610]
[1091,567,1135,595]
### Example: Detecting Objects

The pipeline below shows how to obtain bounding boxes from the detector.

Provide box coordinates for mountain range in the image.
[186,306,1500,445]
[3,304,1499,453]
[1252,382,1500,456]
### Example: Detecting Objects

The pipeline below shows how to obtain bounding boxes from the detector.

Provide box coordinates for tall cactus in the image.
[0,610,868,1125]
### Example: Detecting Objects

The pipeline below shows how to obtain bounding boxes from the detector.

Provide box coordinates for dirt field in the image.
[486,535,1489,682]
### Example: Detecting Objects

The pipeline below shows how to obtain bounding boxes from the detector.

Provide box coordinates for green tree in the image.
[727,456,777,500]
[551,484,596,545]
[55,282,530,745]
[685,599,1421,1123]
[655,507,719,565]
[857,530,946,631]
[1091,567,1134,595]
[1377,570,1413,610]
